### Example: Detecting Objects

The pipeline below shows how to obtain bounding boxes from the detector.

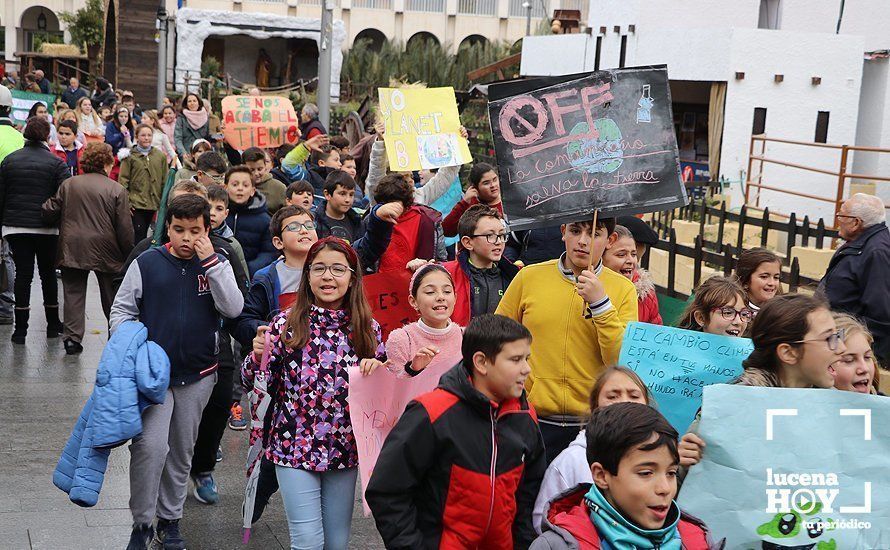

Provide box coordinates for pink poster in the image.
[347,360,453,516]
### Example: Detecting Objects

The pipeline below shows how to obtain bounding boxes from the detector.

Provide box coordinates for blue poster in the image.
[429,176,462,248]
[679,385,890,549]
[618,322,752,434]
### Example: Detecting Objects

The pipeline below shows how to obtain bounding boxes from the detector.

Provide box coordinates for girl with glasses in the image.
[679,294,847,469]
[242,237,385,550]
[677,276,752,338]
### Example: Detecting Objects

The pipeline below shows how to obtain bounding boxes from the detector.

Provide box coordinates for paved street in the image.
[0,276,385,549]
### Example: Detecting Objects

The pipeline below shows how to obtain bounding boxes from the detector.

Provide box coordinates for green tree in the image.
[59,0,104,52]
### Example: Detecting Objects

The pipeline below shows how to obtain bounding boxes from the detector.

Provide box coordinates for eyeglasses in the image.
[308,263,353,278]
[203,173,224,183]
[284,221,316,233]
[470,233,508,244]
[711,306,755,322]
[793,329,846,351]
[835,214,859,221]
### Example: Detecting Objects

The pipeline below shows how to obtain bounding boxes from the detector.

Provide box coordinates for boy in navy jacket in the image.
[110,194,244,550]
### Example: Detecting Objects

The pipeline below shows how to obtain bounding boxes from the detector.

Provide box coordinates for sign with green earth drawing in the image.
[678,385,890,549]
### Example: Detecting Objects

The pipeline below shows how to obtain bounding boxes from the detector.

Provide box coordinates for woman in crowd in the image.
[677,276,752,337]
[174,93,211,158]
[41,142,134,355]
[158,105,177,146]
[0,117,69,344]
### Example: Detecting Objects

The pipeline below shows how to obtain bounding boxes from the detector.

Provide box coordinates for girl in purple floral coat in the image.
[242,237,385,550]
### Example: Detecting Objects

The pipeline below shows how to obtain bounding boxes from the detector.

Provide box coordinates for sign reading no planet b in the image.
[679,385,890,549]
[222,95,300,149]
[488,66,688,230]
[618,322,752,434]
[378,87,472,172]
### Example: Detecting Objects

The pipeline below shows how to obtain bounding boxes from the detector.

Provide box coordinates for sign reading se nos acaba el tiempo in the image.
[488,65,688,230]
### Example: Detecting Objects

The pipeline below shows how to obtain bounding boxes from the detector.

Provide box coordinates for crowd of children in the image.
[2,82,887,550]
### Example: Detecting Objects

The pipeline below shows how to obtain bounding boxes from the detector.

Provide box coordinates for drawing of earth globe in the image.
[420,135,455,167]
[567,119,624,174]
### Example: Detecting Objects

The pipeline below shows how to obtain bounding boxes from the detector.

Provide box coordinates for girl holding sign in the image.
[385,263,463,378]
[679,294,848,468]
[243,237,385,550]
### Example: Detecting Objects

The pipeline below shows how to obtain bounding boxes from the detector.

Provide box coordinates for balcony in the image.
[508,0,549,18]
[458,0,496,16]
[352,0,392,8]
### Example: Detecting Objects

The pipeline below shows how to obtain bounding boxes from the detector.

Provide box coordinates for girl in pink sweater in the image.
[385,264,463,378]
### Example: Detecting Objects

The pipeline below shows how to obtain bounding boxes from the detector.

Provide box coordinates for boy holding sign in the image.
[496,217,637,462]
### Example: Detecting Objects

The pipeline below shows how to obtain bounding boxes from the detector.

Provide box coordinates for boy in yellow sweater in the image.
[495,217,637,463]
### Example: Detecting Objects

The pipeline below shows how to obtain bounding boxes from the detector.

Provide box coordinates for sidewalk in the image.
[0,277,384,549]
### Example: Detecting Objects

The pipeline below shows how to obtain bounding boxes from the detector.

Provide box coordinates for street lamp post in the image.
[156,0,168,109]
[317,0,334,131]
[523,1,532,36]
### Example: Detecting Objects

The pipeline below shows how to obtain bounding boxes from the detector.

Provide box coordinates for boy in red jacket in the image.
[367,314,546,550]
[532,403,723,549]
[443,204,518,326]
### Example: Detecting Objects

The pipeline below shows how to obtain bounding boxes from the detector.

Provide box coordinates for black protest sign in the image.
[488,66,687,231]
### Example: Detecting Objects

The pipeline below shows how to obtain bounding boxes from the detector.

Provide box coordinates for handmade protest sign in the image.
[679,385,890,548]
[488,66,687,230]
[378,87,472,172]
[221,95,300,149]
[11,90,55,125]
[429,175,463,248]
[362,270,419,341]
[618,322,751,433]
[348,360,454,516]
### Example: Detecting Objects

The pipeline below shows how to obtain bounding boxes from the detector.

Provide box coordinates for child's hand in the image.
[459,126,468,140]
[406,258,430,272]
[463,186,478,202]
[679,433,706,467]
[576,269,606,304]
[252,325,271,362]
[194,235,215,261]
[359,358,384,376]
[374,120,385,139]
[376,201,404,224]
[412,347,439,373]
[304,134,329,152]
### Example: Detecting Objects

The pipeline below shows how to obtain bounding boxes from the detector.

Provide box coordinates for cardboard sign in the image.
[378,87,472,172]
[680,385,890,548]
[429,175,463,248]
[11,90,55,126]
[487,66,688,230]
[221,95,300,149]
[618,322,751,433]
[348,361,454,516]
[362,270,419,341]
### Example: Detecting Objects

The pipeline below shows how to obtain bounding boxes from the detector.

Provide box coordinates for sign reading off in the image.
[488,66,687,230]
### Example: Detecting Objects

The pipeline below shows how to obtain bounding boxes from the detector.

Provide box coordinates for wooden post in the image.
[693,234,703,288]
[587,210,600,271]
[760,207,770,247]
[786,212,797,264]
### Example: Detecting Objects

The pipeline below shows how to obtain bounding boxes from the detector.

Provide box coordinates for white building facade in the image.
[520,0,890,222]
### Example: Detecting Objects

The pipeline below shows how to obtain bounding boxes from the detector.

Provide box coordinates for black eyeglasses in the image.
[284,221,316,233]
[793,329,845,351]
[711,306,754,322]
[470,233,508,244]
[308,263,353,278]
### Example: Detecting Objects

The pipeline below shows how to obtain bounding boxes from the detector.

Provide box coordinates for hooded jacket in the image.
[119,147,168,211]
[226,193,279,276]
[531,484,722,550]
[314,199,364,242]
[373,204,445,272]
[0,116,25,163]
[443,249,520,326]
[366,363,546,550]
[52,140,84,176]
[634,268,663,325]
[533,430,590,533]
[53,321,169,507]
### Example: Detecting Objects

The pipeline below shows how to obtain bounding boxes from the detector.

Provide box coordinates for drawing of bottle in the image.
[637,85,654,123]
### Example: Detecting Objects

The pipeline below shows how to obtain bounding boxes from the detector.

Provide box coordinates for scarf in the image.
[584,484,682,550]
[135,144,153,156]
[182,108,209,131]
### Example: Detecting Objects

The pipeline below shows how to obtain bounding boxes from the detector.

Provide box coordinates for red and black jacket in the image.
[366,363,546,550]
